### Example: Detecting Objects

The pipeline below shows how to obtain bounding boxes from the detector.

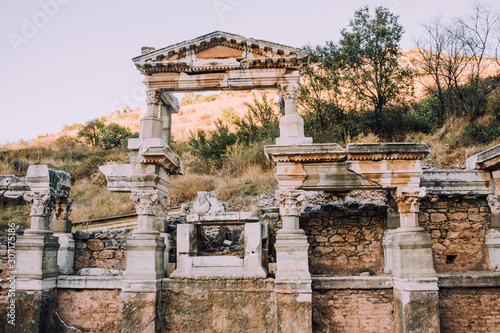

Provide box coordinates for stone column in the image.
[160,104,173,147]
[486,195,500,270]
[140,88,163,139]
[11,192,62,332]
[274,190,312,333]
[391,187,440,333]
[51,198,75,275]
[276,82,312,146]
[122,190,166,333]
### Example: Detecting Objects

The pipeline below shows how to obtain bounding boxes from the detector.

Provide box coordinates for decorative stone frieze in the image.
[23,192,56,217]
[393,187,426,214]
[131,190,167,216]
[276,190,305,216]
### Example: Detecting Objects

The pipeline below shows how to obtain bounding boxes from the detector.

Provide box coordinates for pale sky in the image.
[0,0,487,145]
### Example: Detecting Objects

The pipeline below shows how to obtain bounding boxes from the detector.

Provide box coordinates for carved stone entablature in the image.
[393,187,426,214]
[133,31,309,75]
[467,144,500,172]
[146,89,162,105]
[281,83,299,101]
[54,198,73,220]
[347,143,430,161]
[23,192,57,217]
[487,194,500,215]
[131,190,168,216]
[265,144,346,163]
[276,190,305,216]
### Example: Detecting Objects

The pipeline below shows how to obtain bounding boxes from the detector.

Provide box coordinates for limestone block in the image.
[275,229,311,282]
[122,291,162,333]
[15,233,60,281]
[276,114,312,146]
[394,289,440,333]
[123,234,165,280]
[421,170,493,195]
[98,164,134,192]
[485,228,500,270]
[139,116,163,139]
[390,228,436,279]
[382,229,397,274]
[54,232,75,275]
[466,143,500,171]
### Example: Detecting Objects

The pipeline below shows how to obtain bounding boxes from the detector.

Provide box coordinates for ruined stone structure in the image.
[2,31,500,332]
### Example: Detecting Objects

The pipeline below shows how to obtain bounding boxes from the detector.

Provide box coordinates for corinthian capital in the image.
[487,194,500,215]
[281,83,299,101]
[393,187,426,214]
[23,192,56,217]
[131,190,168,216]
[276,190,305,216]
[146,89,162,105]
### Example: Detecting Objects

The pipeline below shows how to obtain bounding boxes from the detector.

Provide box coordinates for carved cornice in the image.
[131,190,168,216]
[146,89,162,105]
[276,190,305,216]
[23,192,57,217]
[393,187,426,214]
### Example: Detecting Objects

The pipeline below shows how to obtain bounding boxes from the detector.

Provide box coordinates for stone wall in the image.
[74,229,130,272]
[419,196,491,273]
[161,279,277,332]
[301,201,387,276]
[56,289,123,332]
[439,287,500,332]
[312,288,394,332]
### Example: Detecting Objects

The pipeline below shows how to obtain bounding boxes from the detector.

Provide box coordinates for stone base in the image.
[382,229,397,274]
[276,282,312,333]
[54,232,75,275]
[6,289,63,333]
[15,232,60,280]
[485,228,500,270]
[274,229,311,281]
[124,234,165,280]
[122,280,162,333]
[394,289,440,333]
[390,227,436,279]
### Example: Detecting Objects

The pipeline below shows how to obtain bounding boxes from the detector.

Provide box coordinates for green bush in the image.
[99,123,133,149]
[457,122,500,147]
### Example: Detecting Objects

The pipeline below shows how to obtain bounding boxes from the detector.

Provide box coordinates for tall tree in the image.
[77,119,105,146]
[339,6,414,113]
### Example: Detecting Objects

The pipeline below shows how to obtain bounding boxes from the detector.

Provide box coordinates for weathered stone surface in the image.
[313,289,394,332]
[7,289,63,333]
[394,289,440,333]
[420,196,491,272]
[466,143,500,171]
[56,289,122,332]
[302,202,386,276]
[421,170,494,195]
[277,292,312,333]
[162,279,277,332]
[439,287,500,332]
[74,230,128,271]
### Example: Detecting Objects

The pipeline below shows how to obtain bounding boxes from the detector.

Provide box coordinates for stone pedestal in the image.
[122,280,163,333]
[382,229,397,274]
[124,234,165,280]
[391,188,440,333]
[274,190,312,333]
[485,228,500,270]
[276,83,312,146]
[51,219,75,275]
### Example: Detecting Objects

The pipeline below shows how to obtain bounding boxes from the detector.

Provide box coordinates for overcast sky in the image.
[0,0,488,145]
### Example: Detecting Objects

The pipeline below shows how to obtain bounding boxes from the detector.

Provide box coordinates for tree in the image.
[415,4,500,122]
[77,119,105,146]
[99,123,133,149]
[339,6,414,113]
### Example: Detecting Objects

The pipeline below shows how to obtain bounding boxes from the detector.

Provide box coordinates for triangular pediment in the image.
[133,31,308,74]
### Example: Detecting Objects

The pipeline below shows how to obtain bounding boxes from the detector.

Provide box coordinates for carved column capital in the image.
[146,88,162,105]
[276,190,305,216]
[23,192,57,217]
[54,198,73,220]
[487,194,500,215]
[392,187,426,214]
[281,83,299,101]
[131,190,168,216]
